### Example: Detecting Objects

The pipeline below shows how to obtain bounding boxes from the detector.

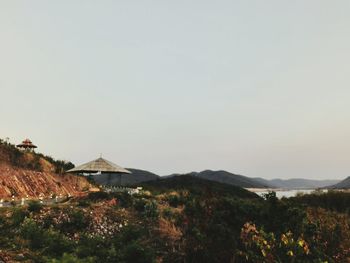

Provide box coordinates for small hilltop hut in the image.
[17,138,37,151]
[66,157,131,186]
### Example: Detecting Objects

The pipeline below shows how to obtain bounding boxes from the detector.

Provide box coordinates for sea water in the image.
[249,189,327,199]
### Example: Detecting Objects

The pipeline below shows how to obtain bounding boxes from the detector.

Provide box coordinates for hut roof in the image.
[17,138,37,149]
[67,157,131,174]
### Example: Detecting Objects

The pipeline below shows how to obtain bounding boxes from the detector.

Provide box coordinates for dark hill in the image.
[252,177,277,187]
[328,177,350,189]
[141,175,260,199]
[194,170,270,188]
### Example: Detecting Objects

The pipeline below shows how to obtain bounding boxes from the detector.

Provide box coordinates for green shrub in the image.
[117,225,145,244]
[133,198,147,212]
[20,218,46,249]
[167,194,185,207]
[44,229,74,257]
[162,207,174,220]
[122,241,155,263]
[144,200,159,218]
[76,235,116,260]
[11,208,28,226]
[87,191,110,201]
[27,200,43,213]
[49,253,95,263]
[114,192,133,208]
[58,210,90,234]
[77,199,91,207]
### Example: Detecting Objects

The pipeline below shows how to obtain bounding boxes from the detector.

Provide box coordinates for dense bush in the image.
[27,200,43,213]
[122,241,155,263]
[49,253,94,263]
[133,198,147,212]
[115,192,133,208]
[290,191,350,214]
[87,191,110,201]
[57,210,90,234]
[167,194,183,207]
[11,208,28,226]
[144,200,159,218]
[20,218,49,249]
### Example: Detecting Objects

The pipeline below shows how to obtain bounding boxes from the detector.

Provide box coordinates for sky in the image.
[1,1,350,179]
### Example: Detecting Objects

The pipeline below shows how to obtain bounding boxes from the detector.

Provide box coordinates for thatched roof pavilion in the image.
[67,157,131,174]
[17,139,37,150]
[67,157,131,186]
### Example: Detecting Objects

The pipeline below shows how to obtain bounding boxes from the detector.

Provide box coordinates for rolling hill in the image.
[0,140,94,198]
[165,170,272,188]
[328,177,350,189]
[94,169,271,188]
[141,175,260,199]
[193,170,270,188]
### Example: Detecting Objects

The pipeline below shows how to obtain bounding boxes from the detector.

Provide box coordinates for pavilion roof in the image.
[17,138,37,148]
[66,157,131,174]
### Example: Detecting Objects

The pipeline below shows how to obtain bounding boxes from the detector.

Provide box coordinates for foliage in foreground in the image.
[0,179,350,262]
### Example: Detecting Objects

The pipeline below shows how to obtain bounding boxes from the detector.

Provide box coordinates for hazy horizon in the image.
[1,1,350,180]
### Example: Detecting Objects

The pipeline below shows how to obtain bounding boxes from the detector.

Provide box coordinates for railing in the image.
[0,187,143,207]
[102,186,143,195]
[0,195,70,207]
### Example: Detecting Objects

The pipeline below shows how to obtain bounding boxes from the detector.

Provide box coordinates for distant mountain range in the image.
[164,171,340,189]
[97,168,340,189]
[253,177,340,189]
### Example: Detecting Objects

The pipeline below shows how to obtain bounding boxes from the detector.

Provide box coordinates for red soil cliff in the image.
[0,164,93,199]
[0,141,95,199]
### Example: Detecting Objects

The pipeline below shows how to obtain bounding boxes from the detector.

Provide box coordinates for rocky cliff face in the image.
[0,164,93,199]
[0,141,94,199]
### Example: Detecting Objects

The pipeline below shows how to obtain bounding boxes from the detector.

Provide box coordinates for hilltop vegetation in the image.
[0,139,92,199]
[0,176,349,262]
[0,139,74,174]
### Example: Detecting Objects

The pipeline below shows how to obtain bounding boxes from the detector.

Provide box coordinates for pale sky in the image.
[1,1,350,179]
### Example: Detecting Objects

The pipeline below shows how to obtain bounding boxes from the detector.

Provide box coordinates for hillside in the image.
[92,164,340,190]
[0,139,74,174]
[142,175,260,199]
[1,173,350,262]
[0,140,94,198]
[252,177,277,187]
[93,168,270,188]
[0,165,92,198]
[93,168,159,186]
[196,170,271,188]
[328,177,350,189]
[167,170,271,188]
